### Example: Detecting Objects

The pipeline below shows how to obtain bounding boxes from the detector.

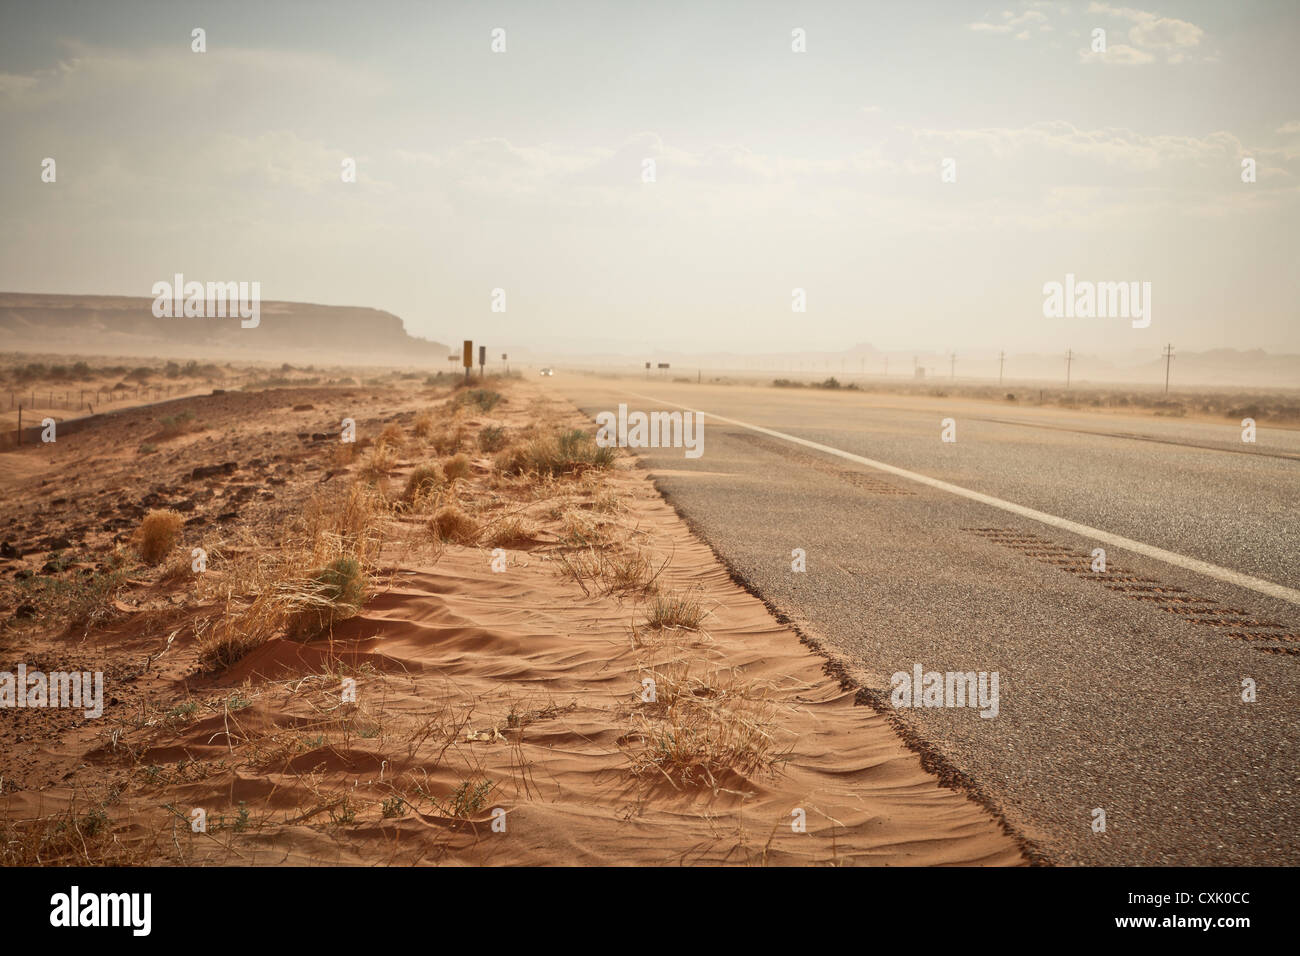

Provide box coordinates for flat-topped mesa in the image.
[0,292,447,361]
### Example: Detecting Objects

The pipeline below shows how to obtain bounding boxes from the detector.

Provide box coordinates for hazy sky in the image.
[1,0,1297,356]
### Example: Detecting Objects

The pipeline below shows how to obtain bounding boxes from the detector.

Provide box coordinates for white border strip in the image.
[625,390,1300,607]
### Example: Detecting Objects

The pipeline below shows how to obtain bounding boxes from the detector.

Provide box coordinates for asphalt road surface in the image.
[557,375,1299,866]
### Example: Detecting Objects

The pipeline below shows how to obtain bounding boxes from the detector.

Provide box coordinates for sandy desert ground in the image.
[0,372,1027,865]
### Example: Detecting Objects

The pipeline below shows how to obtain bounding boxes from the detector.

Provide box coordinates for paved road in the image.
[557,376,1299,865]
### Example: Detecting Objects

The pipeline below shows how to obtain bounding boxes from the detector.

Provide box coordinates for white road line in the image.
[624,390,1300,607]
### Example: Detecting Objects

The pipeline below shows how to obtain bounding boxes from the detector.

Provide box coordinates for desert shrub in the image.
[433,777,495,818]
[458,389,503,412]
[155,409,197,439]
[478,425,508,452]
[12,565,130,631]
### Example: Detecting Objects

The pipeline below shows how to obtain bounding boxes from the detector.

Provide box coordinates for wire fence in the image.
[4,383,192,447]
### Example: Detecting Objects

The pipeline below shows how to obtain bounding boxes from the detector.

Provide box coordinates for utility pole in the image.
[998,350,1005,386]
[1162,343,1174,394]
[950,351,956,380]
[1065,348,1073,389]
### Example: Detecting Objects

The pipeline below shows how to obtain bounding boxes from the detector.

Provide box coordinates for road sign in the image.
[657,363,670,369]
[462,341,473,368]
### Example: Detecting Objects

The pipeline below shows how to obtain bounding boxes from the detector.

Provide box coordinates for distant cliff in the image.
[0,293,448,362]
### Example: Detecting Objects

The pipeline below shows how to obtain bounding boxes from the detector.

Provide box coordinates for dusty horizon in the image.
[0,288,1297,389]
[3,0,1298,357]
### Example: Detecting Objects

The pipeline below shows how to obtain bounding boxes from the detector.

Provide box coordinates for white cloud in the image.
[1084,3,1206,63]
[1078,43,1157,65]
[0,72,37,97]
[970,8,1050,34]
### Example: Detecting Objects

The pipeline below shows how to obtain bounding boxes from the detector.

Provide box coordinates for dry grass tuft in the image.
[558,546,662,597]
[496,429,616,478]
[402,462,445,504]
[627,697,784,790]
[196,482,386,672]
[152,409,199,441]
[626,663,788,790]
[484,517,535,549]
[136,509,184,565]
[378,422,407,449]
[478,425,508,452]
[429,505,480,545]
[642,590,707,631]
[456,388,503,413]
[359,440,397,480]
[299,482,385,567]
[330,441,357,467]
[441,452,473,482]
[431,423,468,455]
[284,556,367,641]
[412,411,436,439]
[0,795,152,865]
[197,588,285,672]
[159,555,198,585]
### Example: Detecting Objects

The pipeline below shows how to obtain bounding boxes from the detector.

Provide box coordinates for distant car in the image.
[539,367,554,376]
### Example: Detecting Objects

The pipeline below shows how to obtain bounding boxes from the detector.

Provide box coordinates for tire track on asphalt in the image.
[624,390,1300,607]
